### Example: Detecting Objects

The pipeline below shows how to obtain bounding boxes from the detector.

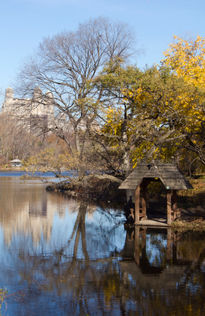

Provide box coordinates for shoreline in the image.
[0,170,204,229]
[46,174,205,229]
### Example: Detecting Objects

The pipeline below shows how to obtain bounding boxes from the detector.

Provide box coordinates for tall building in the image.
[1,87,55,131]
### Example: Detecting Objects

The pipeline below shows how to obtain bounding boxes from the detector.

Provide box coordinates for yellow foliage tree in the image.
[163,36,205,89]
[100,61,205,171]
[163,36,205,167]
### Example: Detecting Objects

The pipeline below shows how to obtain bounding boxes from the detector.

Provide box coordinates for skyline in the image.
[0,0,204,103]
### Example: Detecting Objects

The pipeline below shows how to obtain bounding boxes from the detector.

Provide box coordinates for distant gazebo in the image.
[119,162,192,226]
[10,159,22,167]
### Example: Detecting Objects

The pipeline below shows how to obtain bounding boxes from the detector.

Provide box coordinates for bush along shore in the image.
[46,174,127,207]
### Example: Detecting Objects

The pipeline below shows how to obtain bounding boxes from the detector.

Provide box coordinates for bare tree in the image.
[17,17,134,175]
[0,113,39,163]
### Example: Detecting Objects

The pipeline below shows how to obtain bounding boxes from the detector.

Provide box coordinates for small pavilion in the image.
[119,162,192,226]
[10,159,22,167]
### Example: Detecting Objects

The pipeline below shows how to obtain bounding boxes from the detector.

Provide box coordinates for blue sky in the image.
[0,0,204,102]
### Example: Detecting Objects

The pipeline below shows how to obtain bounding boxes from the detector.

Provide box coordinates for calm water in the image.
[0,176,204,315]
[0,170,75,178]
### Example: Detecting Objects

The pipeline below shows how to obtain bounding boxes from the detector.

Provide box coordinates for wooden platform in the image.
[136,218,168,227]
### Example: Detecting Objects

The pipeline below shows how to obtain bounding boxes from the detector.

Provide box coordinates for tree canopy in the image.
[163,35,205,89]
[163,36,205,167]
[95,56,205,172]
[15,29,205,176]
[17,17,134,175]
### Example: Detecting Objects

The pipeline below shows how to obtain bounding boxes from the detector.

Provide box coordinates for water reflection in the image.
[0,177,204,315]
[0,178,72,245]
[119,227,205,315]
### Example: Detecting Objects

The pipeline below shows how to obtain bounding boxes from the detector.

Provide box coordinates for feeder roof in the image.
[119,162,192,190]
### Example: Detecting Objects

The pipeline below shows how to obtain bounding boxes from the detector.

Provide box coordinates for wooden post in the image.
[141,228,147,250]
[173,231,177,264]
[172,190,177,220]
[134,226,140,265]
[166,227,172,261]
[172,190,177,209]
[167,190,172,225]
[135,185,140,224]
[141,193,147,219]
[141,181,147,219]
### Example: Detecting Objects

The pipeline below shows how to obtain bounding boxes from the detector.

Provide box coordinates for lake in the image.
[0,176,204,315]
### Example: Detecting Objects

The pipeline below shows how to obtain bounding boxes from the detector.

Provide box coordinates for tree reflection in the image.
[10,202,124,314]
[119,227,205,315]
[5,202,205,315]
